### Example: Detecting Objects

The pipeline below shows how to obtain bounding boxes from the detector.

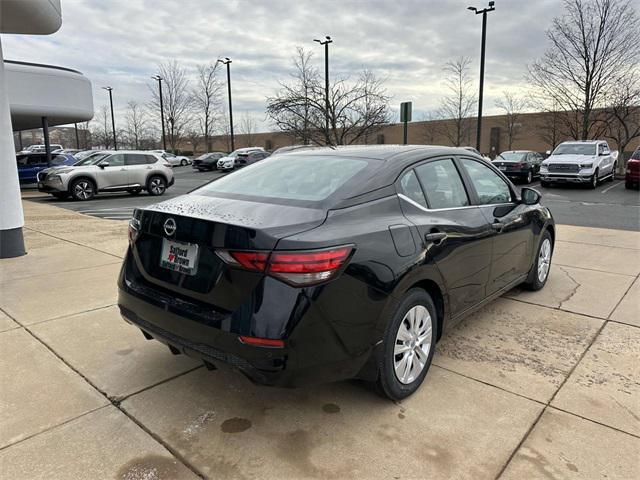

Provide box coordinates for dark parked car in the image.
[626,146,640,189]
[492,150,543,184]
[119,146,555,400]
[17,152,76,183]
[193,152,226,171]
[235,150,270,167]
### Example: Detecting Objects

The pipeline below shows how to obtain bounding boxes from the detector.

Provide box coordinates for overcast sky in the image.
[2,0,560,131]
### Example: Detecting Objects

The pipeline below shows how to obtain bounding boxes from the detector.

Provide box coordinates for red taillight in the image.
[216,246,353,286]
[239,336,284,348]
[229,251,269,271]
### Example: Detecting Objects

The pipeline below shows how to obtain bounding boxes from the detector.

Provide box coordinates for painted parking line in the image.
[600,181,623,194]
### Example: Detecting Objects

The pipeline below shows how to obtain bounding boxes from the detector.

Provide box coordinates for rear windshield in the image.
[497,152,526,162]
[553,144,596,155]
[195,155,370,203]
[632,148,640,160]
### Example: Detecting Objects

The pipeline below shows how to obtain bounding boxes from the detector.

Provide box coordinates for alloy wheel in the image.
[74,181,93,200]
[150,178,165,195]
[393,305,433,385]
[537,238,552,283]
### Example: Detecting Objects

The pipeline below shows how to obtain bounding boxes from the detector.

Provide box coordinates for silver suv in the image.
[37,150,174,200]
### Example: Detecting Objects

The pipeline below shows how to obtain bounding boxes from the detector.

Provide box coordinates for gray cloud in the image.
[2,0,559,131]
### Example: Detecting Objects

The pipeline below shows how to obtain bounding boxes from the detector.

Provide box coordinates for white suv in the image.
[540,140,618,189]
[37,150,174,200]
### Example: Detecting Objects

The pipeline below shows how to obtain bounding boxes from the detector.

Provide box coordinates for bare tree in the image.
[419,111,442,145]
[495,91,528,149]
[266,48,320,145]
[529,0,640,140]
[193,62,222,152]
[602,78,640,172]
[90,105,112,149]
[78,121,91,149]
[149,60,193,151]
[125,101,148,150]
[239,112,257,147]
[267,46,390,146]
[437,57,477,147]
[184,129,202,154]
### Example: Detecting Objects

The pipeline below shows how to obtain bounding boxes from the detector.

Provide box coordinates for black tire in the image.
[376,289,437,401]
[180,159,187,166]
[70,178,95,201]
[588,169,599,189]
[52,192,69,200]
[541,180,550,188]
[147,175,167,196]
[127,188,142,195]
[625,181,633,190]
[608,163,616,182]
[525,170,533,184]
[523,230,553,291]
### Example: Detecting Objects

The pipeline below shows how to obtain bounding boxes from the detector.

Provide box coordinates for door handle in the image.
[425,232,447,245]
[492,222,505,233]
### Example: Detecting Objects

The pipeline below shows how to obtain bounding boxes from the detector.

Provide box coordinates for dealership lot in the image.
[0,196,638,479]
[23,166,640,230]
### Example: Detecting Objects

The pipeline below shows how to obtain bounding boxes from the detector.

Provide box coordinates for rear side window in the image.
[126,154,155,165]
[399,170,428,208]
[146,155,159,164]
[415,159,469,209]
[50,155,68,166]
[196,155,370,202]
[461,158,512,205]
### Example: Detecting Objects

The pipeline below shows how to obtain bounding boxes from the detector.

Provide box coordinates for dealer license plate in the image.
[499,166,507,171]
[160,238,199,275]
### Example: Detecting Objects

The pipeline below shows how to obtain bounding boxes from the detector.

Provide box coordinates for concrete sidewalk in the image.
[1,198,638,479]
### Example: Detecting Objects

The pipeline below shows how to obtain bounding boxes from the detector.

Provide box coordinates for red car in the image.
[626,147,640,189]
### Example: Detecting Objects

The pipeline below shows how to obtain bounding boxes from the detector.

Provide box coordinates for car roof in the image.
[560,140,600,145]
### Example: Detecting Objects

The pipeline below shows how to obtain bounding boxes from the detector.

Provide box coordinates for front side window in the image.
[415,159,469,209]
[461,158,512,205]
[399,170,428,208]
[105,154,125,167]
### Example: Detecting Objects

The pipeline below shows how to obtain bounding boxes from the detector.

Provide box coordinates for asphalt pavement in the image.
[25,166,640,230]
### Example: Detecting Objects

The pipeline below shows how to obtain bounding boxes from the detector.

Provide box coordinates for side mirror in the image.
[98,161,109,168]
[521,187,541,206]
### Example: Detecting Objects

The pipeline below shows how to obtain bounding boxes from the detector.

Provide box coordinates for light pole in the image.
[468,1,495,152]
[314,36,332,145]
[151,75,167,151]
[217,57,234,151]
[102,86,117,150]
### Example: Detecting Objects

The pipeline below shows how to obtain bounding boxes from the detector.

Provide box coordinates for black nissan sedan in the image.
[118,146,554,400]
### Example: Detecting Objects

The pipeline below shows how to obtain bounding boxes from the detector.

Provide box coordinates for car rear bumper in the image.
[117,250,376,387]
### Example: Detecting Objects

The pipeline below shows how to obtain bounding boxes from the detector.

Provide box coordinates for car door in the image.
[97,153,127,188]
[458,157,535,295]
[398,157,494,317]
[125,153,154,187]
[18,154,47,183]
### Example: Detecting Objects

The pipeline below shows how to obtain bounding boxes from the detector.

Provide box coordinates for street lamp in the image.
[151,75,167,151]
[217,57,234,151]
[102,86,117,150]
[468,1,495,152]
[314,36,332,145]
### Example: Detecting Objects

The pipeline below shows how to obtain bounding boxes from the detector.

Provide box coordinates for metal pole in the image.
[74,123,80,149]
[42,116,51,163]
[403,120,408,145]
[476,10,488,152]
[18,130,23,150]
[226,62,234,151]
[325,41,330,145]
[158,78,167,151]
[107,89,117,150]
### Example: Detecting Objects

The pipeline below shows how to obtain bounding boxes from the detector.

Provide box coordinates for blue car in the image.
[17,152,77,183]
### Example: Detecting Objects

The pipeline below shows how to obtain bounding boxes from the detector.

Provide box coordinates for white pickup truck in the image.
[540,140,618,189]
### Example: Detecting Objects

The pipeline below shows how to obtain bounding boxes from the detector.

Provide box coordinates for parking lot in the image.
[1,189,638,479]
[25,166,640,230]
